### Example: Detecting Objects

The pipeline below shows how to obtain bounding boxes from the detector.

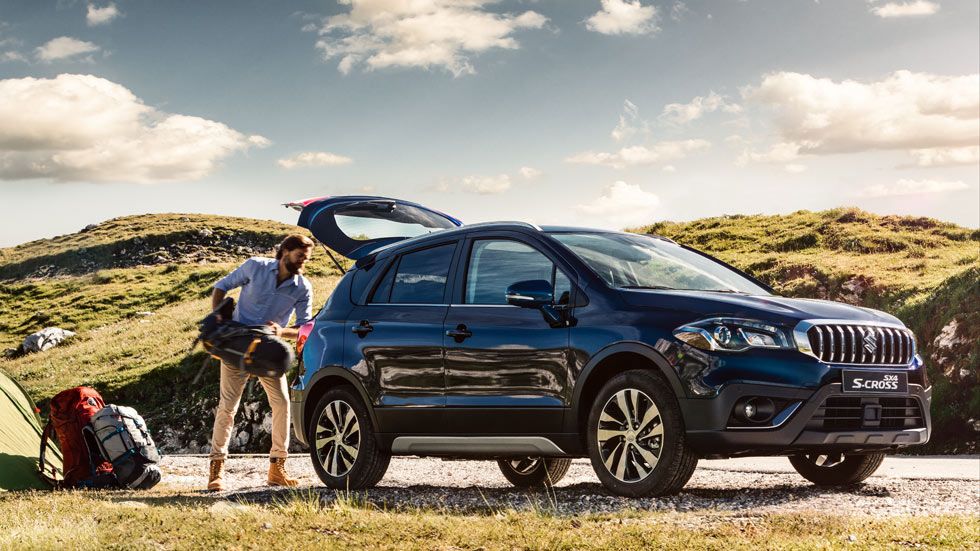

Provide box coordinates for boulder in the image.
[21,327,76,354]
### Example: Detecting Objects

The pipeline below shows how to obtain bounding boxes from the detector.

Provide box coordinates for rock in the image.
[3,347,22,359]
[81,224,98,232]
[22,327,76,353]
[197,228,214,238]
[135,311,155,317]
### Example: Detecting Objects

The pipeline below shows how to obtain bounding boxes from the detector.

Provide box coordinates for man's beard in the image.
[284,259,303,275]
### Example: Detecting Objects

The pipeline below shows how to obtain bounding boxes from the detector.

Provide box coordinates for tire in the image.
[788,452,885,486]
[308,386,390,490]
[496,457,573,488]
[586,370,697,497]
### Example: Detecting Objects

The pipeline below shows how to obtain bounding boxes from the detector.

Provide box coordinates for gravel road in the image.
[160,455,980,517]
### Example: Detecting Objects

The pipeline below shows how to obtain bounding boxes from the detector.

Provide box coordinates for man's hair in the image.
[276,234,314,260]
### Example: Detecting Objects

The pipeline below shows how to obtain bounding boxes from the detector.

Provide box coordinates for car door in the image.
[443,233,573,435]
[345,241,459,433]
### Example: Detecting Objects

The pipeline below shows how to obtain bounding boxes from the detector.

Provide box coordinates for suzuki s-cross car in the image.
[284,196,931,497]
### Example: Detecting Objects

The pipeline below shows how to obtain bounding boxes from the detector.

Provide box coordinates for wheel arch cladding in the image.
[304,369,379,438]
[571,343,685,435]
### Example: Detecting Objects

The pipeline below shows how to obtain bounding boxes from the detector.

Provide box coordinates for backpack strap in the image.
[38,421,62,489]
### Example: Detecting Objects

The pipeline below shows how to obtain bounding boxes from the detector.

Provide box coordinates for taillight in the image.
[296,321,315,357]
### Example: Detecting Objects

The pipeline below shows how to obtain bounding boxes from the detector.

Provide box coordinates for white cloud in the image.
[567,139,711,169]
[660,91,741,125]
[459,174,512,194]
[518,166,542,179]
[277,151,353,169]
[1,50,26,63]
[313,1,548,76]
[574,181,661,228]
[35,36,100,62]
[662,165,676,173]
[87,3,121,26]
[784,164,808,173]
[869,1,940,18]
[736,142,801,166]
[857,179,968,197]
[586,0,659,36]
[0,74,269,183]
[670,2,691,21]
[908,146,979,167]
[745,71,979,155]
[611,99,643,142]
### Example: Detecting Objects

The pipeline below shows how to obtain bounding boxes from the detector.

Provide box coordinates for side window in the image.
[368,260,397,304]
[465,240,569,305]
[388,243,456,304]
[350,259,386,304]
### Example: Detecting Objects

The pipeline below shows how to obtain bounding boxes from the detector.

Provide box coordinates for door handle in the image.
[445,324,472,342]
[352,320,374,337]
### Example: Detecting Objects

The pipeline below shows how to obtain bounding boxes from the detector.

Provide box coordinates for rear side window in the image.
[465,240,569,305]
[371,243,456,304]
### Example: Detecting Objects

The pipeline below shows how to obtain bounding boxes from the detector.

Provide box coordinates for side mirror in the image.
[506,279,554,308]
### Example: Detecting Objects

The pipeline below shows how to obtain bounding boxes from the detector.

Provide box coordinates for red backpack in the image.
[40,387,116,488]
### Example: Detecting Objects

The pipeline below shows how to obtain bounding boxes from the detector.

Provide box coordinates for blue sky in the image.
[0,0,977,246]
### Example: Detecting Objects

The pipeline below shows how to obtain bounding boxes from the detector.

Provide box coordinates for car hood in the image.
[620,290,903,326]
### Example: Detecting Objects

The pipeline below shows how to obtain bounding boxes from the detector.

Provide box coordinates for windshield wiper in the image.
[618,285,677,290]
[701,289,746,294]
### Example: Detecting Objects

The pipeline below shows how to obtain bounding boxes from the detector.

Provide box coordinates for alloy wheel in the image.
[597,388,664,483]
[805,453,844,468]
[508,457,541,475]
[315,399,360,477]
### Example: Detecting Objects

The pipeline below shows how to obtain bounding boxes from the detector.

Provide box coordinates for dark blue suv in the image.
[285,196,931,497]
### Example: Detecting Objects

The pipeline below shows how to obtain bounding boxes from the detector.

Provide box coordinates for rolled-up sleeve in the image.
[293,281,314,326]
[214,258,255,292]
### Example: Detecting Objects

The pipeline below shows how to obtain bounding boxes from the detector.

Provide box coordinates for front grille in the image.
[807,324,915,365]
[807,396,924,431]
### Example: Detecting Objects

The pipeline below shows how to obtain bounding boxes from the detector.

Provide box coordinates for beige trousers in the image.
[209,362,290,460]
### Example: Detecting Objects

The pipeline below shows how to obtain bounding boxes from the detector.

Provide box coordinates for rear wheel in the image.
[308,386,390,490]
[788,452,885,486]
[586,370,697,497]
[496,457,572,488]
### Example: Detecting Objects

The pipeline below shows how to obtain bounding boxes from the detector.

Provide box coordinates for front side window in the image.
[465,240,570,305]
[371,243,456,304]
[550,232,769,294]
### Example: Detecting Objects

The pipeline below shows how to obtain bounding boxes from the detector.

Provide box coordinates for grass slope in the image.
[1,491,976,550]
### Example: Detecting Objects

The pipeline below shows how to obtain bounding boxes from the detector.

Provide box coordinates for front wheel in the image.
[308,386,390,490]
[586,370,697,497]
[496,457,572,488]
[788,452,885,486]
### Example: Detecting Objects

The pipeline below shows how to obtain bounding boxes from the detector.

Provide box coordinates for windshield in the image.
[549,232,769,295]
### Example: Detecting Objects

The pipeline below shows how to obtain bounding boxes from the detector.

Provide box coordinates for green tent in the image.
[0,369,62,491]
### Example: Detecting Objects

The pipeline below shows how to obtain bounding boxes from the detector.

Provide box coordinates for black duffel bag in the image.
[198,297,294,377]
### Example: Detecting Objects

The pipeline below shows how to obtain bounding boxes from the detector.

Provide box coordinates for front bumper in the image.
[683,382,931,457]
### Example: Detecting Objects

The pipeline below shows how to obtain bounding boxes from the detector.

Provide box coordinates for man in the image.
[206,234,314,491]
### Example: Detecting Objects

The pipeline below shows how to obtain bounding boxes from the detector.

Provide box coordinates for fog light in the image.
[734,397,776,424]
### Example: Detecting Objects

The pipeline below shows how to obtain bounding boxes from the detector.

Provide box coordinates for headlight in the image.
[673,318,793,352]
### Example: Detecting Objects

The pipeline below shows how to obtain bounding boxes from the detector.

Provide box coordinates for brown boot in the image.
[267,457,299,487]
[207,459,225,491]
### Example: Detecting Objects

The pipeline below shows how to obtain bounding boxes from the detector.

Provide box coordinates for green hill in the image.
[0,208,976,454]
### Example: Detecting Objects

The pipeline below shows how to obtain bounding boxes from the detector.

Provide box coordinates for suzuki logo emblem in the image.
[862,329,878,355]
